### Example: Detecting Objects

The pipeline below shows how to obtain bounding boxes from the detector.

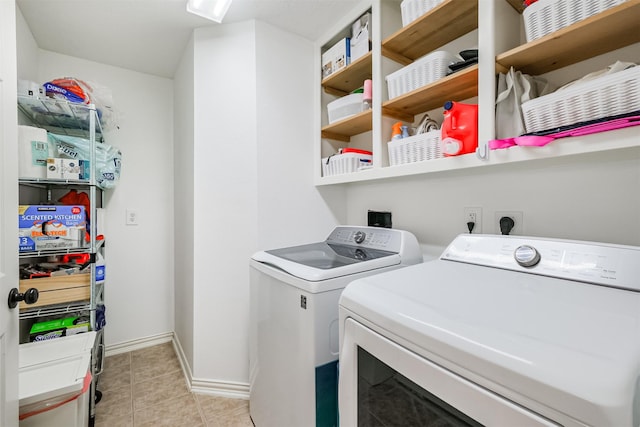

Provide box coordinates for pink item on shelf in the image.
[363,79,372,101]
[489,114,640,150]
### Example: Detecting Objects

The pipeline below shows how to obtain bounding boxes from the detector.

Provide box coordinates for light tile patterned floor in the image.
[95,342,253,427]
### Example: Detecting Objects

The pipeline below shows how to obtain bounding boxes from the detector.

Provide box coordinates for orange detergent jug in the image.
[441,101,478,156]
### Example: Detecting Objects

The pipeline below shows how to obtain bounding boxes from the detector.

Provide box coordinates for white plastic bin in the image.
[386,51,460,100]
[327,93,364,124]
[523,0,627,42]
[322,152,372,176]
[400,0,445,27]
[388,130,442,166]
[521,65,640,133]
[19,332,96,427]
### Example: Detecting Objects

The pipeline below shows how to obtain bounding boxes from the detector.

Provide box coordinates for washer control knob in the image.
[514,245,541,267]
[353,231,366,244]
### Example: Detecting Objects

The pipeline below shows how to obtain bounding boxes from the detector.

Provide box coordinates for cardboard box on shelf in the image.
[351,12,371,62]
[18,205,87,253]
[322,37,351,79]
[46,158,90,180]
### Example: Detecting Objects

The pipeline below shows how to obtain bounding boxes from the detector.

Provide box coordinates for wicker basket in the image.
[388,131,442,166]
[400,0,445,27]
[523,0,627,42]
[386,51,459,100]
[521,65,640,133]
[322,152,373,176]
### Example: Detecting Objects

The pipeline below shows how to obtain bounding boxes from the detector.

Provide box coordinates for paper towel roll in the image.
[18,125,49,179]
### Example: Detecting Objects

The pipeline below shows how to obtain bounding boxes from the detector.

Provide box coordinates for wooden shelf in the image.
[382,65,478,121]
[505,0,525,14]
[496,0,640,75]
[321,52,372,96]
[381,0,478,65]
[321,110,372,142]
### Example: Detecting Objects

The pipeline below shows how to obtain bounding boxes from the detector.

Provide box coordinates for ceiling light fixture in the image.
[186,0,233,23]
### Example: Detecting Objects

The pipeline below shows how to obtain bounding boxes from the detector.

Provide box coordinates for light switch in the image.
[126,209,139,225]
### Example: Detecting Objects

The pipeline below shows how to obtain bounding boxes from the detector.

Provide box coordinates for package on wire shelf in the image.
[47,132,122,189]
[18,205,87,252]
[18,125,50,179]
[43,77,118,131]
[29,316,90,342]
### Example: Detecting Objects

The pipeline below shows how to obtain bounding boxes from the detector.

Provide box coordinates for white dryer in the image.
[339,234,640,426]
[249,226,422,427]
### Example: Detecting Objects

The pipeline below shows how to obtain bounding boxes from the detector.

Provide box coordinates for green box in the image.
[29,316,90,342]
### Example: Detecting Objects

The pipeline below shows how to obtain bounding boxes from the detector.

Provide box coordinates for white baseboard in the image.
[105,332,250,399]
[105,332,174,356]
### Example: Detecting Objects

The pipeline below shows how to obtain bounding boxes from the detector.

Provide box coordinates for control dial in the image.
[353,231,366,244]
[514,245,541,267]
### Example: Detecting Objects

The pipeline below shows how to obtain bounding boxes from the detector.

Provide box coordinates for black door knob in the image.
[7,288,39,309]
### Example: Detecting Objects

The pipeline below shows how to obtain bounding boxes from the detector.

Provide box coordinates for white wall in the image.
[173,35,196,371]
[345,147,640,249]
[16,9,176,347]
[191,21,258,387]
[185,20,345,389]
[254,21,346,249]
[35,51,176,346]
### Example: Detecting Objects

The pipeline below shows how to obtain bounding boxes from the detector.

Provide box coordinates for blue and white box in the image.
[322,37,351,79]
[18,205,87,252]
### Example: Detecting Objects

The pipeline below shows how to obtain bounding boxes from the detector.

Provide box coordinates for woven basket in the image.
[388,131,442,166]
[521,66,640,133]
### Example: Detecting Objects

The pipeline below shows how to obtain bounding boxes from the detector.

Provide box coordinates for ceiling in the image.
[16,0,361,78]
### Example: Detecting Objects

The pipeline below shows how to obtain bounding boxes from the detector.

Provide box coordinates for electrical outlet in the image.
[126,209,139,226]
[463,207,482,234]
[495,211,523,235]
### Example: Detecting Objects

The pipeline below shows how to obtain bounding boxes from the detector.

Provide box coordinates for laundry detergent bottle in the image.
[441,101,478,156]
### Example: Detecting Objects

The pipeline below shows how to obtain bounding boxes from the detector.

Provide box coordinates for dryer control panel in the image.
[442,234,640,291]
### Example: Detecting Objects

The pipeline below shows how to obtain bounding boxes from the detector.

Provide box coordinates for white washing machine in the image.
[249,226,422,427]
[19,332,96,427]
[339,234,640,426]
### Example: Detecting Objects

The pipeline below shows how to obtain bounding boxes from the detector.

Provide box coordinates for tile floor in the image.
[95,342,254,427]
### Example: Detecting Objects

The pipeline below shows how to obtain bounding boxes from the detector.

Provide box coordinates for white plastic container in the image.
[400,0,445,27]
[327,93,364,124]
[521,65,640,133]
[523,0,627,42]
[386,51,460,100]
[321,152,372,176]
[388,130,442,166]
[19,332,96,427]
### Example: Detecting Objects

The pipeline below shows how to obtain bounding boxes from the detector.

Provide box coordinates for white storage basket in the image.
[388,130,442,166]
[386,51,459,100]
[327,93,364,124]
[322,152,372,176]
[523,0,627,42]
[521,65,640,133]
[400,0,445,27]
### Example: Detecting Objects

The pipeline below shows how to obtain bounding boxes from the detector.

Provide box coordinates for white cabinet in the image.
[315,0,640,185]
